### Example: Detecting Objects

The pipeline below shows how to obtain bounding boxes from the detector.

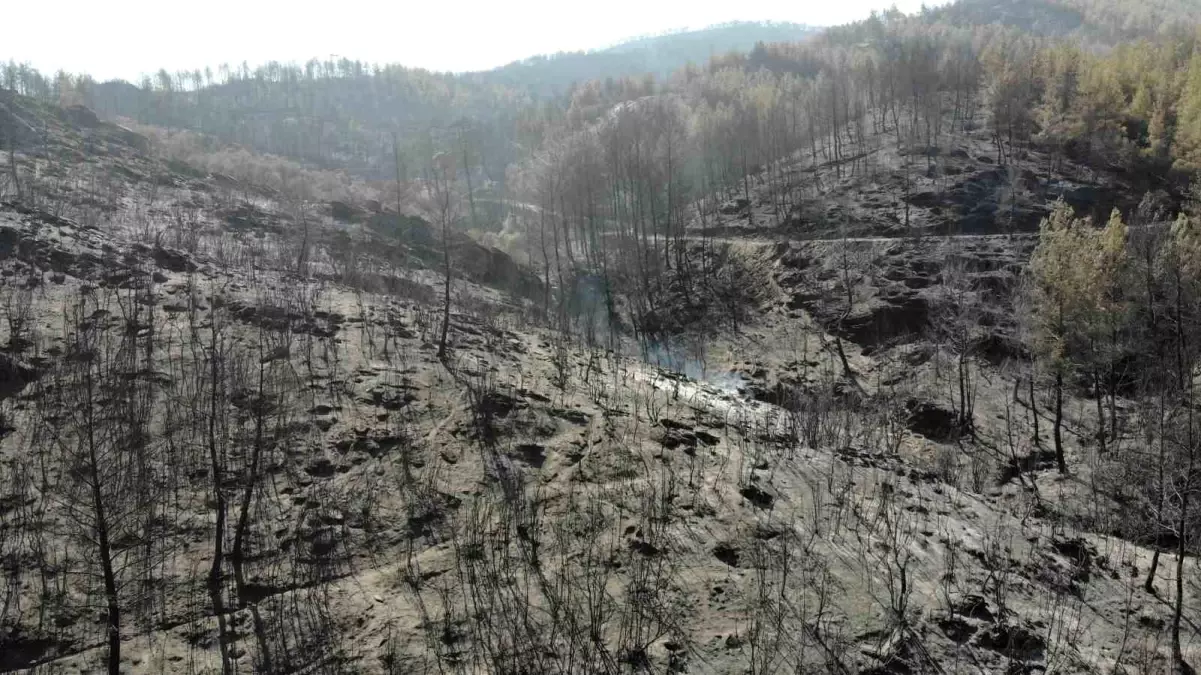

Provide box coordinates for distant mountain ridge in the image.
[599,21,816,56]
[475,21,817,96]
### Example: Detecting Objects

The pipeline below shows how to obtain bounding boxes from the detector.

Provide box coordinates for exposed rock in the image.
[330,200,367,222]
[629,539,662,556]
[254,347,288,366]
[0,629,74,671]
[712,543,740,567]
[210,172,239,188]
[222,203,284,234]
[1051,537,1097,582]
[1137,612,1165,630]
[153,246,197,273]
[303,525,341,559]
[304,458,337,478]
[972,332,1027,365]
[719,198,750,215]
[364,385,417,411]
[450,239,543,299]
[549,408,590,425]
[905,191,942,209]
[938,616,978,644]
[114,125,151,152]
[841,295,930,350]
[225,299,342,338]
[954,594,996,622]
[0,354,37,399]
[509,443,547,468]
[657,429,698,450]
[63,104,100,127]
[478,391,522,417]
[904,398,965,443]
[858,629,931,675]
[516,387,551,403]
[740,484,775,509]
[974,622,1046,661]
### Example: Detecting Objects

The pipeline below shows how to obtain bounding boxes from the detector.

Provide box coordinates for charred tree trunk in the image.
[1053,369,1066,474]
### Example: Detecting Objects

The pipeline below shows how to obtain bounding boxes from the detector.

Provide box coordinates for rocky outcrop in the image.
[330,200,367,223]
[112,125,151,152]
[451,238,543,300]
[0,353,37,399]
[221,202,285,234]
[841,294,931,351]
[719,198,750,215]
[63,104,100,128]
[905,398,966,442]
[775,237,1033,355]
[151,245,197,273]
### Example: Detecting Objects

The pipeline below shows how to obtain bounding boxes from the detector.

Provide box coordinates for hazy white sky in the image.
[8,0,948,82]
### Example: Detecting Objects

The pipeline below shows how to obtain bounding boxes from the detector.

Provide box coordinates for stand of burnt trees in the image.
[0,245,354,672]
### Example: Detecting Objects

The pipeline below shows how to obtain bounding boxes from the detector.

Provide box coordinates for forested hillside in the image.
[9,0,1201,194]
[0,21,812,183]
[926,0,1201,41]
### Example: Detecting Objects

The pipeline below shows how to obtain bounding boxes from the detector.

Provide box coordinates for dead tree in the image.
[426,150,459,361]
[36,291,159,674]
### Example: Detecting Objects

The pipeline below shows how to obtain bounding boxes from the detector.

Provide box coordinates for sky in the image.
[7,0,950,83]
